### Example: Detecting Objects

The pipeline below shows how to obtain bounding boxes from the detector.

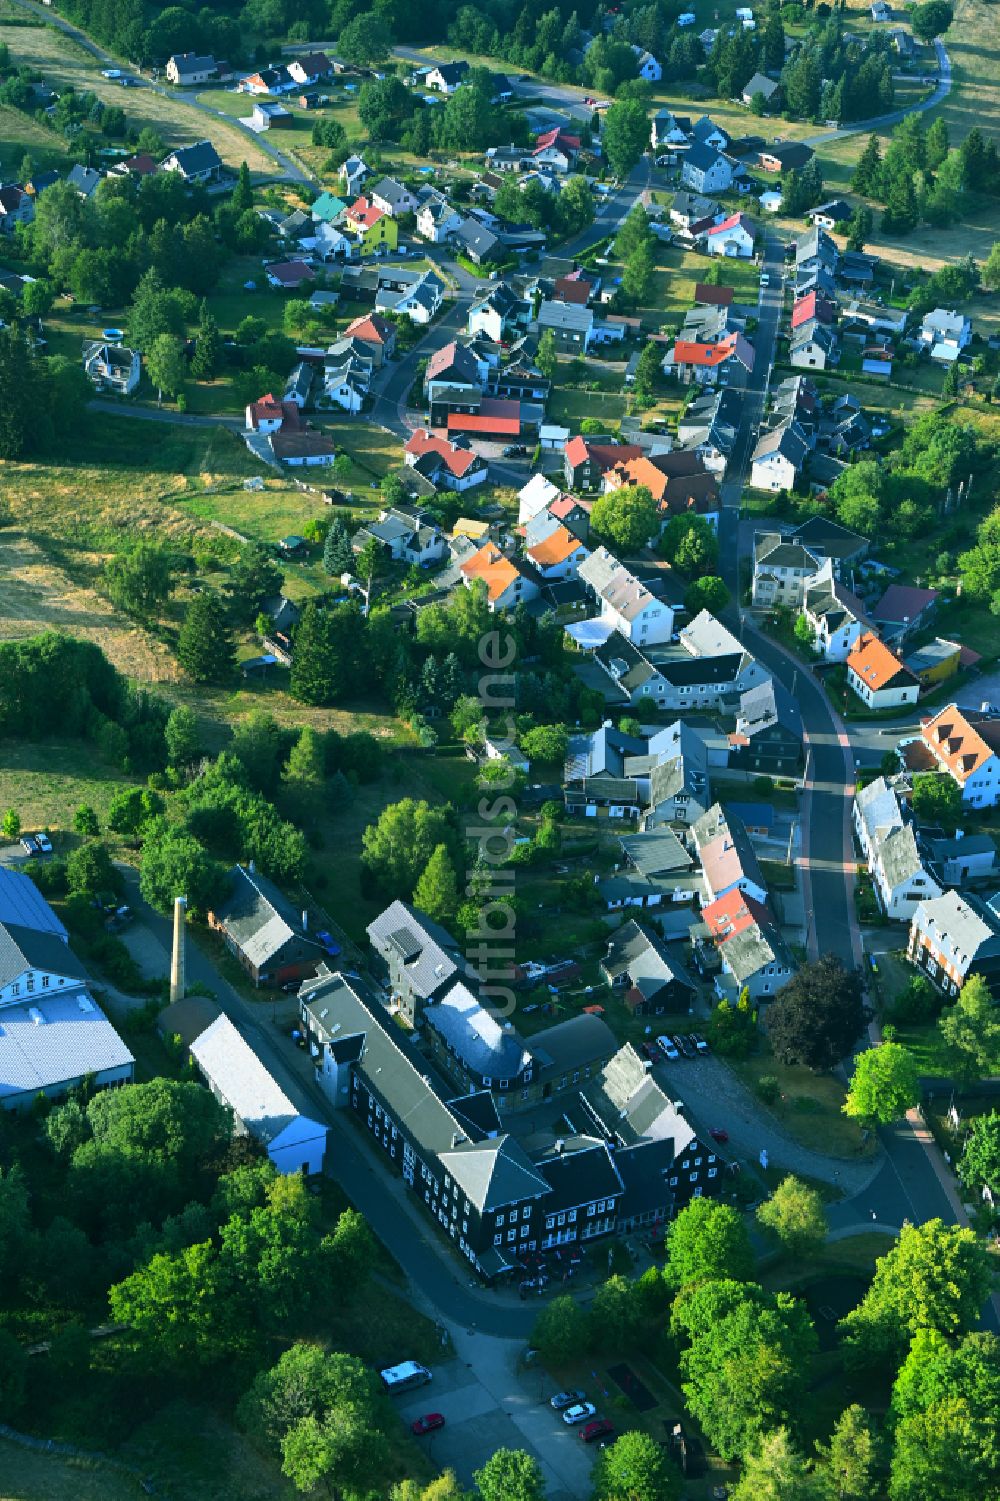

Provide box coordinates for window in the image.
[463,1220,469,1234]
[483,1076,492,1087]
[510,1208,518,1223]
[464,1199,470,1214]
[494,1233,502,1246]
[507,1229,517,1243]
[545,1216,554,1230]
[41,975,49,989]
[499,1079,508,1089]
[568,1209,577,1223]
[496,1213,504,1227]
[520,1224,529,1238]
[557,1213,566,1227]
[597,1200,605,1213]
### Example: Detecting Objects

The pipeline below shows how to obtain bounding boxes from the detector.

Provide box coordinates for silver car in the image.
[562,1402,597,1426]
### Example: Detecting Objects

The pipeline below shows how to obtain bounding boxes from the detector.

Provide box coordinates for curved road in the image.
[10,0,315,183]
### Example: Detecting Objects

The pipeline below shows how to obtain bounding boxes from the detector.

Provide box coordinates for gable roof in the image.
[191,1013,321,1146]
[602,919,695,1000]
[921,705,1000,784]
[527,523,585,567]
[871,583,938,626]
[425,339,481,386]
[694,282,735,306]
[163,139,222,176]
[405,428,481,478]
[460,541,528,603]
[439,1135,552,1210]
[847,631,916,692]
[366,900,463,997]
[425,981,532,1077]
[345,313,395,345]
[211,865,313,970]
[0,869,68,940]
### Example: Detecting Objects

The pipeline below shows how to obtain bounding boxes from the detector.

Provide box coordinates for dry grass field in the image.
[0,21,275,173]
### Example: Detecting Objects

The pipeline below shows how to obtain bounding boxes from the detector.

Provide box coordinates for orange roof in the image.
[345,196,385,229]
[527,525,584,567]
[673,332,751,368]
[702,889,775,943]
[847,631,913,692]
[921,704,1000,784]
[606,455,671,501]
[459,542,523,604]
[345,313,394,344]
[249,393,282,424]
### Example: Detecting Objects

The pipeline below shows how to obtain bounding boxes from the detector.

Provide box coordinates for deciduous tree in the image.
[361,797,455,900]
[844,1043,920,1126]
[591,485,658,553]
[938,973,1000,1081]
[841,1219,992,1364]
[664,1198,754,1290]
[594,1429,680,1501]
[757,1176,827,1257]
[474,1449,546,1501]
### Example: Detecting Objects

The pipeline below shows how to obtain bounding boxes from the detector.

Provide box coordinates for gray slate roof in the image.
[602,919,695,1001]
[580,1042,698,1152]
[439,1135,551,1211]
[367,900,463,999]
[0,990,134,1100]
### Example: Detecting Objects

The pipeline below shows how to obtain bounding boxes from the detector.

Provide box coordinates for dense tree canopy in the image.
[767,957,867,1069]
[664,1197,754,1290]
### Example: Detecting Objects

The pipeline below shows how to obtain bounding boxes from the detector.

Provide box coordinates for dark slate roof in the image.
[302,971,478,1160]
[738,677,802,738]
[602,919,695,1000]
[0,922,88,991]
[164,139,222,176]
[211,865,313,970]
[448,1089,503,1138]
[580,1043,699,1153]
[529,1013,617,1076]
[535,1139,624,1211]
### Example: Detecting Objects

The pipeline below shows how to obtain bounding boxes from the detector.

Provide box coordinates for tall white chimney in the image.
[170,896,187,1005]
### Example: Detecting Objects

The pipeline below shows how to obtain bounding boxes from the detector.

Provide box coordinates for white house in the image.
[919,705,1000,810]
[166,52,217,85]
[847,632,920,710]
[338,155,369,198]
[518,472,561,524]
[425,61,469,93]
[83,341,141,396]
[525,519,590,580]
[704,212,754,258]
[191,1014,327,1175]
[800,560,869,662]
[749,419,809,491]
[682,142,734,195]
[578,547,674,646]
[920,308,972,363]
[417,195,463,243]
[854,777,942,922]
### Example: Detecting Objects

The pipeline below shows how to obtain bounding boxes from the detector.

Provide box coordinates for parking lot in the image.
[394,1327,601,1501]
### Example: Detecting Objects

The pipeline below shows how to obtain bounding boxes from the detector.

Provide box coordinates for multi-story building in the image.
[907,889,1000,998]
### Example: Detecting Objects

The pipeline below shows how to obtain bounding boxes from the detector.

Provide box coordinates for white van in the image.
[380,1361,432,1392]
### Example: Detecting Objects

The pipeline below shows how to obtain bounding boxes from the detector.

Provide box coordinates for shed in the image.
[191,1014,328,1174]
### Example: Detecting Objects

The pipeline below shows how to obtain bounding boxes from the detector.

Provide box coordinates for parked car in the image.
[19,836,38,856]
[563,1402,598,1426]
[656,1035,680,1061]
[550,1389,586,1411]
[641,1041,661,1064]
[709,1127,729,1143]
[35,832,53,854]
[581,1419,615,1443]
[759,271,770,286]
[501,444,527,457]
[411,1413,445,1435]
[673,1034,695,1058]
[690,1034,709,1055]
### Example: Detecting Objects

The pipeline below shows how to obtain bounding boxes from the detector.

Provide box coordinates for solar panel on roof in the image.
[388,927,421,961]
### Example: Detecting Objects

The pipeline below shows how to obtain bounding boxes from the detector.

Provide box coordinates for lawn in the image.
[0,740,140,838]
[730,1050,877,1158]
[0,22,275,174]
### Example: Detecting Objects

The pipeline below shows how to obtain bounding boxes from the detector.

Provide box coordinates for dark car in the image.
[411,1413,445,1436]
[709,1127,729,1144]
[690,1034,709,1056]
[502,443,528,457]
[550,1389,586,1411]
[19,836,39,856]
[641,1040,661,1064]
[581,1419,615,1443]
[673,1034,695,1059]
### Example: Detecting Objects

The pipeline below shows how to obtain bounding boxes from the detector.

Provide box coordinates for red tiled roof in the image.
[404,427,479,477]
[527,525,584,567]
[425,340,462,382]
[345,196,386,229]
[553,276,591,305]
[248,393,283,425]
[564,437,644,470]
[447,407,521,437]
[702,889,774,943]
[121,153,157,175]
[673,332,754,371]
[534,127,581,153]
[707,211,752,237]
[694,282,734,306]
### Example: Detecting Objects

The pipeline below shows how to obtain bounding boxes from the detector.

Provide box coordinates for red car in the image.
[641,1041,660,1064]
[581,1419,615,1443]
[709,1127,729,1144]
[411,1413,445,1436]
